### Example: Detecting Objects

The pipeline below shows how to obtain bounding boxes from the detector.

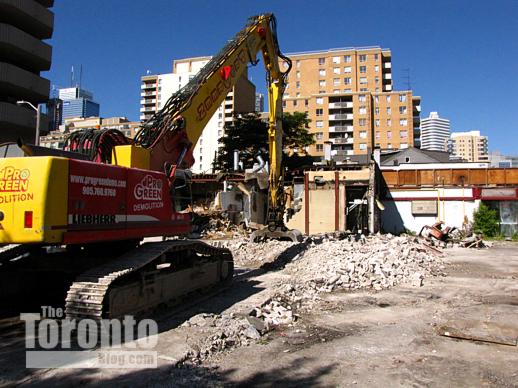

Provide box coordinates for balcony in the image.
[331,150,355,156]
[331,137,348,145]
[413,105,421,112]
[383,62,392,69]
[383,73,392,80]
[384,85,392,91]
[140,91,156,97]
[329,113,353,121]
[141,83,156,89]
[329,125,353,133]
[140,99,156,105]
[140,106,156,113]
[328,102,352,109]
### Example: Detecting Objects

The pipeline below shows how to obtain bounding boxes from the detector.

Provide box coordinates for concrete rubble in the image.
[179,233,446,365]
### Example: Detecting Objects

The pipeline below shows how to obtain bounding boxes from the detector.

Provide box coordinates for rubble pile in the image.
[191,212,248,240]
[180,313,266,365]
[281,234,444,294]
[219,239,296,267]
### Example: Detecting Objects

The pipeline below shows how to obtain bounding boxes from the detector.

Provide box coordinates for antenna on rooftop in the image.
[70,65,74,87]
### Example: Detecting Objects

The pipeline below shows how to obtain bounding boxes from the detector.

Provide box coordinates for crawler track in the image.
[65,240,233,321]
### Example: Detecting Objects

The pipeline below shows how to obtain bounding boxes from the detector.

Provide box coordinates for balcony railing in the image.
[141,83,156,89]
[328,102,353,109]
[329,125,353,133]
[329,113,353,120]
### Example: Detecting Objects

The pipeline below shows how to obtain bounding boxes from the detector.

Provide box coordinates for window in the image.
[319,79,326,87]
[375,107,380,115]
[387,119,392,126]
[375,131,381,139]
[344,66,351,73]
[359,118,367,126]
[296,71,301,78]
[360,66,367,73]
[333,89,340,94]
[359,131,367,139]
[316,108,323,116]
[400,130,408,138]
[399,94,407,102]
[296,81,301,89]
[296,60,300,68]
[282,100,286,108]
[375,95,379,103]
[344,77,352,85]
[374,53,378,60]
[359,106,367,114]
[359,77,367,84]
[359,54,367,62]
[387,143,393,149]
[218,130,223,137]
[374,65,379,72]
[316,144,324,152]
[333,78,340,86]
[399,106,407,114]
[316,97,324,105]
[318,57,325,65]
[344,88,352,93]
[399,119,407,126]
[296,92,300,97]
[344,55,351,63]
[400,143,408,149]
[319,90,325,94]
[332,56,340,64]
[316,132,324,140]
[316,120,324,128]
[375,76,379,84]
[387,131,392,139]
[386,107,391,114]
[358,94,366,102]
[293,100,298,107]
[386,95,391,103]
[359,143,367,150]
[375,119,380,127]
[305,99,309,107]
[319,69,326,76]
[333,67,340,74]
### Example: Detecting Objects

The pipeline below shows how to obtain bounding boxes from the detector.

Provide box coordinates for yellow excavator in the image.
[0,14,299,319]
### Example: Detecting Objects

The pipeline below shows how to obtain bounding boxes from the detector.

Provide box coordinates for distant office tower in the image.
[46,98,62,133]
[255,93,264,113]
[420,112,450,151]
[59,87,100,122]
[139,56,255,173]
[451,130,489,162]
[0,0,54,142]
[280,47,421,159]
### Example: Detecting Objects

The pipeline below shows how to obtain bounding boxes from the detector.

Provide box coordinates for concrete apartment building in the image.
[0,0,54,142]
[420,111,450,152]
[451,130,489,162]
[282,47,421,159]
[140,57,255,173]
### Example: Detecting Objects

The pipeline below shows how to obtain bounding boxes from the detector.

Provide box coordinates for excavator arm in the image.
[133,13,300,240]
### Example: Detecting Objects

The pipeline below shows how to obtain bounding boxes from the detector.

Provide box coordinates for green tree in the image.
[473,202,500,237]
[214,112,315,171]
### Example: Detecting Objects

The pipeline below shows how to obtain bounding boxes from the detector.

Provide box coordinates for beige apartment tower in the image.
[450,130,489,162]
[281,47,421,158]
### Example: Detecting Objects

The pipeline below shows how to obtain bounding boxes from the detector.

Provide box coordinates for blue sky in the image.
[45,0,518,154]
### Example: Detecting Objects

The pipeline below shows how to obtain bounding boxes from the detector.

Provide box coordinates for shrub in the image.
[473,202,499,238]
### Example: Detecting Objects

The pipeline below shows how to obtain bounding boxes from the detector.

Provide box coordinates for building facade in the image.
[140,57,255,173]
[0,0,54,142]
[281,47,421,159]
[451,130,489,162]
[59,87,100,122]
[420,111,450,152]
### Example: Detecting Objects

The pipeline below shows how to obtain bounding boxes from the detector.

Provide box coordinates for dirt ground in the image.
[1,242,517,387]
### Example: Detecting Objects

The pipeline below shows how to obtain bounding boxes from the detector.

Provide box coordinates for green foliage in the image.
[512,233,518,242]
[214,112,315,171]
[473,202,500,238]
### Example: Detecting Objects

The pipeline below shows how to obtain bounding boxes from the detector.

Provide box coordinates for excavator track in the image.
[65,240,233,321]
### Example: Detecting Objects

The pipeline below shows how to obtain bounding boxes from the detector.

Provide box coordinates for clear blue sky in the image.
[45,0,518,154]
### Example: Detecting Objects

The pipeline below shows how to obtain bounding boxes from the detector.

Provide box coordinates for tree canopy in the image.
[214,112,315,171]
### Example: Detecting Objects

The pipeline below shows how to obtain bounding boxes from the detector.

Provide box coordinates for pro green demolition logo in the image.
[21,306,158,369]
[0,166,33,203]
